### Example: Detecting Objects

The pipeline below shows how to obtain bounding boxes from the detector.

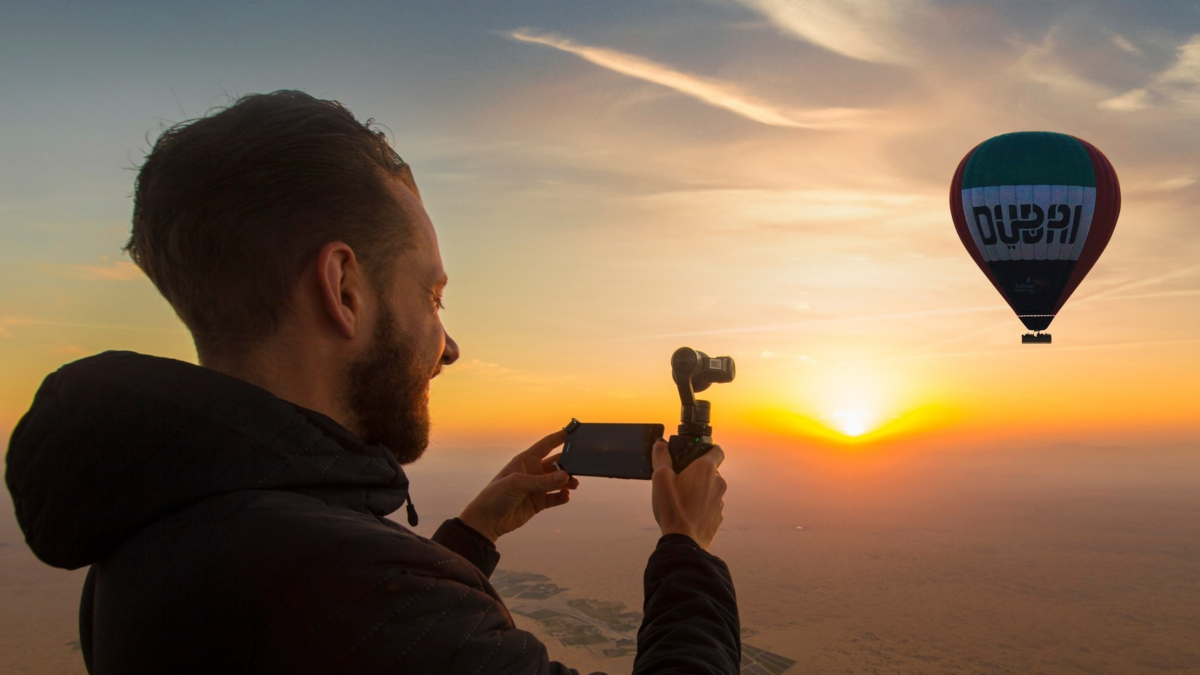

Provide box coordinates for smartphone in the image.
[559,419,665,480]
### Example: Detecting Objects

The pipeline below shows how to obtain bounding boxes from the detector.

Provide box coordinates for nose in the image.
[441,329,460,366]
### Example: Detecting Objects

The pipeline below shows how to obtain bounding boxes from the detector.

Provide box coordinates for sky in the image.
[1,0,1198,456]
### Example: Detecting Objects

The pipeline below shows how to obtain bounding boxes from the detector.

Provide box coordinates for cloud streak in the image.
[0,316,39,338]
[879,270,1200,361]
[618,305,1009,342]
[731,0,924,65]
[38,260,145,281]
[861,338,1200,365]
[636,188,942,228]
[509,29,870,129]
[1102,33,1200,111]
[1012,27,1114,99]
[0,316,182,338]
[1073,263,1200,304]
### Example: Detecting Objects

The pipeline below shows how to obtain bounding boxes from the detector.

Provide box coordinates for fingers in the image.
[538,454,579,488]
[541,452,563,473]
[544,489,571,509]
[702,444,725,469]
[521,430,567,460]
[509,469,571,494]
[651,439,671,472]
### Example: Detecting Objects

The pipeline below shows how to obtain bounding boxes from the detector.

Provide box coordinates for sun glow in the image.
[745,404,954,449]
[829,408,877,437]
[804,363,897,440]
[736,358,959,447]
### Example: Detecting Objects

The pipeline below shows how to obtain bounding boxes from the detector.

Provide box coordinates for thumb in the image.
[651,439,671,472]
[511,470,570,493]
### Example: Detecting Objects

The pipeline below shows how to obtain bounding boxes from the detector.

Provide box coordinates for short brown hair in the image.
[126,90,412,360]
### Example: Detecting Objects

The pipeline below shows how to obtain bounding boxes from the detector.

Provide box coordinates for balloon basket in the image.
[1021,333,1052,344]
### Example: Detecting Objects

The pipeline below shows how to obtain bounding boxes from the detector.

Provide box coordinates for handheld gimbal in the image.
[667,347,735,473]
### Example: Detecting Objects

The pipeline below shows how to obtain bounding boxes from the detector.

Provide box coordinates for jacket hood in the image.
[5,351,409,570]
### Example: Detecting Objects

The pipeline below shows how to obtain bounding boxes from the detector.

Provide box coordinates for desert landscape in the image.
[5,438,1196,674]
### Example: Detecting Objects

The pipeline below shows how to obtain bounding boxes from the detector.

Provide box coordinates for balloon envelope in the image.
[950,132,1120,332]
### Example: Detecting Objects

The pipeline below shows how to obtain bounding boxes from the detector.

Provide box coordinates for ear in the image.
[316,241,368,340]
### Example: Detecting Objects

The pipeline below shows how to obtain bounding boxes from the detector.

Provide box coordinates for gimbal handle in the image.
[667,347,734,473]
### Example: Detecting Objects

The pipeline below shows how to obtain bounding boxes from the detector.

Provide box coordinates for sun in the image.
[830,408,877,437]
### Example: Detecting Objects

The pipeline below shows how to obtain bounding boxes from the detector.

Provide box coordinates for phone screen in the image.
[559,422,664,480]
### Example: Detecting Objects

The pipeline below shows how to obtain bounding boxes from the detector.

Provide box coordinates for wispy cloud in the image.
[620,305,1008,342]
[636,188,941,229]
[40,259,145,281]
[453,358,515,377]
[0,316,38,338]
[1102,33,1200,111]
[1073,263,1200,304]
[1142,175,1195,192]
[1110,33,1142,57]
[761,350,820,363]
[46,343,89,358]
[861,337,1200,365]
[730,0,925,65]
[1099,89,1150,111]
[509,29,870,129]
[1100,288,1200,302]
[881,319,1013,361]
[882,267,1200,360]
[446,357,572,392]
[0,316,181,338]
[1011,27,1113,99]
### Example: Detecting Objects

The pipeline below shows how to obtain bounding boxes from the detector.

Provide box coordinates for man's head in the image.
[127,90,458,462]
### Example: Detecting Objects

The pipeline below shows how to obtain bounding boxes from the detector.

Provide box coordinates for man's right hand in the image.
[650,440,727,550]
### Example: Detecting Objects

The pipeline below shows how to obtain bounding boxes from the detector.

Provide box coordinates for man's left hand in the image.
[458,430,580,543]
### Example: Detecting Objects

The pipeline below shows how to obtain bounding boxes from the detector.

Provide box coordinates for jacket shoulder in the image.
[89,489,505,674]
[220,493,558,674]
[198,489,494,600]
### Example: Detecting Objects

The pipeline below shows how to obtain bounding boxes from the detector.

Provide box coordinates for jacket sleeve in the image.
[633,534,741,675]
[431,518,500,577]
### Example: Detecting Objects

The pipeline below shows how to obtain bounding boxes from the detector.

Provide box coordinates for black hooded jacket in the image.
[6,351,740,674]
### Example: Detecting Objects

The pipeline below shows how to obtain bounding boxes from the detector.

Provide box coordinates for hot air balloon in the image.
[950,132,1120,344]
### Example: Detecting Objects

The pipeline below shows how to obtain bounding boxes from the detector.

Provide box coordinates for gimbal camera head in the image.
[667,347,735,473]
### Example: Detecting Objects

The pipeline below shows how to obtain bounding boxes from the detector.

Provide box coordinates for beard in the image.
[344,303,431,464]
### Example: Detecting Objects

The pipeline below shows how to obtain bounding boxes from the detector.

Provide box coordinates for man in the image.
[5,90,739,674]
